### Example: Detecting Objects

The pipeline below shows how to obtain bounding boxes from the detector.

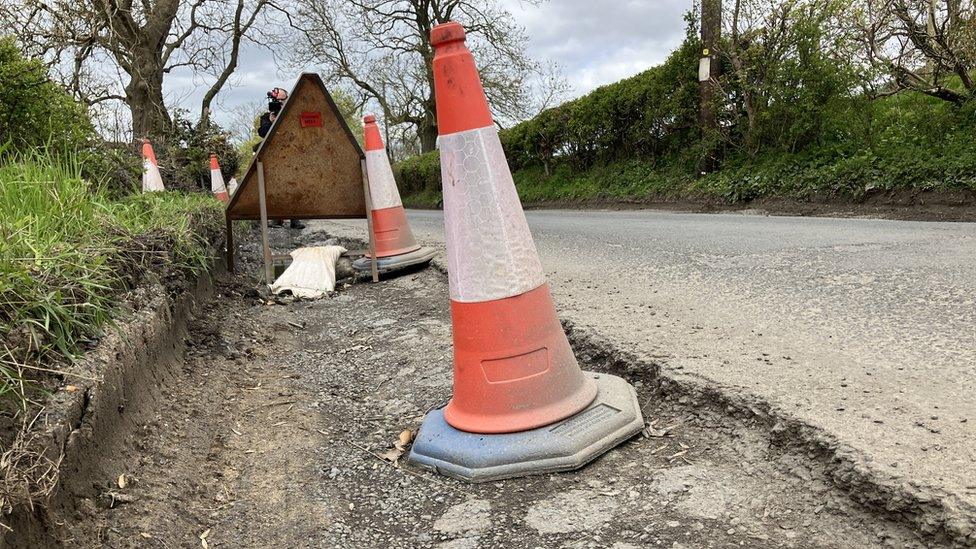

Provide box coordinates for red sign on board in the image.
[300,111,323,128]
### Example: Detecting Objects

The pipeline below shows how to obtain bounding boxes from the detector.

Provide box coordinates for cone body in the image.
[210,154,229,203]
[141,140,165,192]
[363,114,421,258]
[432,22,597,434]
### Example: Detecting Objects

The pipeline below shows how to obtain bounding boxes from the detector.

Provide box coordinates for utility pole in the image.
[699,0,721,174]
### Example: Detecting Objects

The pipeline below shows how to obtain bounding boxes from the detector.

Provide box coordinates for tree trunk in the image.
[419,121,438,153]
[126,56,170,140]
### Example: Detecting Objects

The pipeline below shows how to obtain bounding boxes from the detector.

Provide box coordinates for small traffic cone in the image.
[408,21,643,482]
[353,114,435,274]
[227,177,239,196]
[141,139,165,192]
[210,154,229,203]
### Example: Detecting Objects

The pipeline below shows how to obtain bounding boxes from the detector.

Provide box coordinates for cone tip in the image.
[430,21,466,47]
[363,113,376,124]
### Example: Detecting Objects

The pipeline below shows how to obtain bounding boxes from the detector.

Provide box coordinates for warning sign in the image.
[224,73,378,282]
[227,73,367,220]
[300,111,322,128]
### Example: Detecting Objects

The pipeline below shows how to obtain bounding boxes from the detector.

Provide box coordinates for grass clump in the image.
[0,151,222,411]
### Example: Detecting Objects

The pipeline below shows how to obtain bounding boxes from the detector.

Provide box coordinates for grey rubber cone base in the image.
[353,246,436,274]
[408,372,644,483]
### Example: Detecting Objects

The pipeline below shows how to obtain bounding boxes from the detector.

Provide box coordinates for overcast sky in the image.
[162,0,689,133]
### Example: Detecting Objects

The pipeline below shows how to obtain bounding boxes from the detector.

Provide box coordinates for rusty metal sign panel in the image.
[227,73,366,220]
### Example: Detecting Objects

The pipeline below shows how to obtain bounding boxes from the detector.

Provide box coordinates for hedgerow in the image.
[393,25,976,207]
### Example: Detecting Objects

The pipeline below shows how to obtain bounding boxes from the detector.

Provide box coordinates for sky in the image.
[161,0,689,135]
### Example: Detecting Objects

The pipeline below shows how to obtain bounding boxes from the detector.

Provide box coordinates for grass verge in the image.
[0,151,223,414]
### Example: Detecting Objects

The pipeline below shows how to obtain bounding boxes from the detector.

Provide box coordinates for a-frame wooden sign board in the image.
[225,73,378,283]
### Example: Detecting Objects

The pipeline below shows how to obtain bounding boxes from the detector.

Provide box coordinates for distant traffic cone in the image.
[353,114,435,274]
[210,154,229,203]
[409,22,643,482]
[227,177,239,196]
[141,139,165,192]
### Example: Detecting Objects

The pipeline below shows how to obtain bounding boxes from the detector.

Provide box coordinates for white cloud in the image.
[502,0,688,96]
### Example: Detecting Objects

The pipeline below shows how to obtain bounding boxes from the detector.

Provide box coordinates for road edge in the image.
[321,222,975,547]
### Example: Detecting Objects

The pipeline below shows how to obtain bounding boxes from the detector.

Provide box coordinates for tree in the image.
[0,38,94,152]
[852,0,975,104]
[289,0,566,153]
[0,0,279,140]
[718,0,858,153]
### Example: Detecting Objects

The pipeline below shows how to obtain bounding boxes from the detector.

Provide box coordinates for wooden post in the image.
[361,158,379,283]
[699,0,721,174]
[225,213,235,273]
[257,160,274,284]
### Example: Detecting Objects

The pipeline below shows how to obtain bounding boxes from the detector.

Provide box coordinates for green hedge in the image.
[393,27,976,207]
[393,39,701,201]
[502,40,701,173]
[0,38,95,153]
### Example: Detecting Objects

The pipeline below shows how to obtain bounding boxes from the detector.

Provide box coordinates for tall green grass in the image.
[0,151,222,411]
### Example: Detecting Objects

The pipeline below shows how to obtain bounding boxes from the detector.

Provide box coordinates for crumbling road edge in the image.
[326,227,975,548]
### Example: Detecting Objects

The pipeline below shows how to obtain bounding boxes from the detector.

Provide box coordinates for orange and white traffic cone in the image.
[210,154,229,203]
[353,114,435,274]
[141,139,165,192]
[408,22,643,482]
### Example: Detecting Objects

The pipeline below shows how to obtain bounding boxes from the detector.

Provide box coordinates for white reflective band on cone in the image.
[439,125,545,303]
[365,149,403,210]
[143,159,164,192]
[211,169,226,194]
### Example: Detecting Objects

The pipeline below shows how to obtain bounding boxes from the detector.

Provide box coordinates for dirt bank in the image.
[5,225,945,548]
[1,267,216,547]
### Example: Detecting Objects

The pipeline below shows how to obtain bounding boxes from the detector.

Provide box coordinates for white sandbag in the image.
[271,245,347,298]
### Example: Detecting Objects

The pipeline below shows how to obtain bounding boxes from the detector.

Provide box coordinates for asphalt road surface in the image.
[324,209,976,516]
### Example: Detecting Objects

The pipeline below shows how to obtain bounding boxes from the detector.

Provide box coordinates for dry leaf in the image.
[140,532,152,539]
[377,429,417,464]
[395,429,415,450]
[117,474,127,489]
[199,528,211,549]
[65,385,78,393]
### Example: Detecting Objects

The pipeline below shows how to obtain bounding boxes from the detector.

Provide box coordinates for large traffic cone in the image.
[353,114,435,274]
[408,22,643,482]
[141,139,165,192]
[210,154,229,203]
